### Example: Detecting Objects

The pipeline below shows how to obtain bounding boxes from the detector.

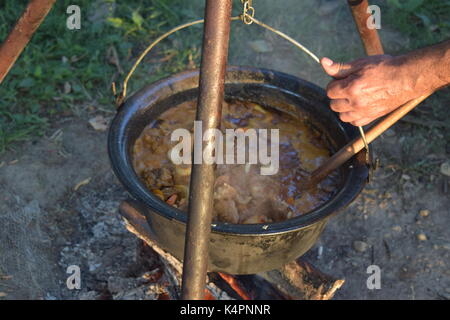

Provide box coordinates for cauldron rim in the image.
[108,66,368,236]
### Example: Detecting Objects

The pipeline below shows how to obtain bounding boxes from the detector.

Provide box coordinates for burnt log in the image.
[260,260,345,300]
[119,200,344,300]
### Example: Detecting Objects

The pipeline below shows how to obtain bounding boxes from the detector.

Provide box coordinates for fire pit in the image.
[108,66,368,274]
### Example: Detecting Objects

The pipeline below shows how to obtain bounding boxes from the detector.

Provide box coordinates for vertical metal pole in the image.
[181,0,233,300]
[0,0,56,83]
[347,0,384,55]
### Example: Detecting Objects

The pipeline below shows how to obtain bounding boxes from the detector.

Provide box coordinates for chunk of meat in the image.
[269,197,290,221]
[214,199,239,224]
[241,214,271,224]
[142,128,168,152]
[249,175,280,200]
[214,182,238,200]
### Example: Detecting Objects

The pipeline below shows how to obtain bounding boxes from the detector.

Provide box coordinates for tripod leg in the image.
[347,0,384,55]
[0,0,56,83]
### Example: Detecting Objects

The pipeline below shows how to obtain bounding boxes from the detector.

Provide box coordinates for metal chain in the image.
[241,0,255,24]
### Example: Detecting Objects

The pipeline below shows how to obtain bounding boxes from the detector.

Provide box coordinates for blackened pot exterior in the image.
[108,66,368,274]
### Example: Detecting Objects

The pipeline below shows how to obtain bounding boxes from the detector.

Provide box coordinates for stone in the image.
[79,291,99,300]
[353,240,368,252]
[398,266,416,280]
[419,209,430,217]
[108,276,138,294]
[417,233,427,241]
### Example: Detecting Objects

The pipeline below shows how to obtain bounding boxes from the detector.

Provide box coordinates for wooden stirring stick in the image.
[306,92,433,187]
[305,0,432,188]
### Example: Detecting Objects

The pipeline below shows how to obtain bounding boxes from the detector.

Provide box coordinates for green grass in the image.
[378,0,450,178]
[383,0,450,49]
[0,0,204,152]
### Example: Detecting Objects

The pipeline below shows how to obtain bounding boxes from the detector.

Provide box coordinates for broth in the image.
[133,99,339,224]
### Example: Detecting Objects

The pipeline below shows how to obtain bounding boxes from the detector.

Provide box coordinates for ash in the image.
[58,180,177,300]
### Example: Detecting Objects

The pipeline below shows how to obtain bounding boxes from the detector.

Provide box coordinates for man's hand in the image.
[320,40,450,126]
[320,55,424,126]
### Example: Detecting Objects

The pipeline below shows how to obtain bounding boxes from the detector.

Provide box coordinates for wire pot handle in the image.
[113,12,369,161]
[113,14,320,106]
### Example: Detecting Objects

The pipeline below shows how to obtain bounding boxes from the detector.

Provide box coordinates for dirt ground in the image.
[0,116,449,300]
[0,0,449,300]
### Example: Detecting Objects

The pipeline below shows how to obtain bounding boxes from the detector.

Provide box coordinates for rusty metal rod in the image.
[309,0,432,185]
[0,0,56,83]
[347,0,384,55]
[181,0,233,300]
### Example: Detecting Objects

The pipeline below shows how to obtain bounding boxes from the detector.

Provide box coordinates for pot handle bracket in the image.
[358,127,377,183]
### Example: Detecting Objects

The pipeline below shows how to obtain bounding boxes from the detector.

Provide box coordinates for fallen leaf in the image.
[89,115,108,131]
[440,161,450,177]
[74,177,92,191]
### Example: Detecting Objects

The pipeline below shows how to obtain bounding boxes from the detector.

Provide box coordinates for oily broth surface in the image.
[133,99,339,224]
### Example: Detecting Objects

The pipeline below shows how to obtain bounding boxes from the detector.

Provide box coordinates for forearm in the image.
[395,40,450,95]
[321,40,450,126]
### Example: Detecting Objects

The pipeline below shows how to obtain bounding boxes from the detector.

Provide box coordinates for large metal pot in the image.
[108,66,368,274]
